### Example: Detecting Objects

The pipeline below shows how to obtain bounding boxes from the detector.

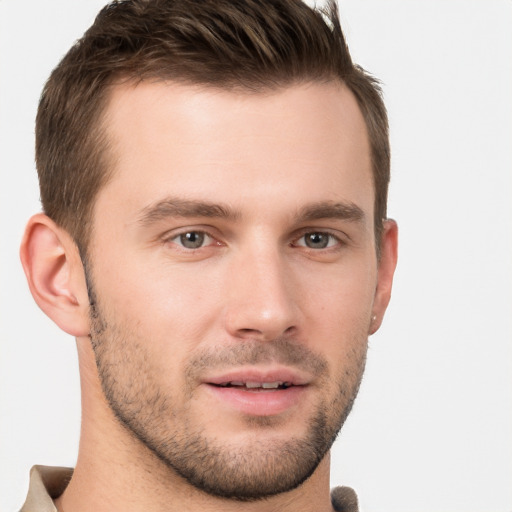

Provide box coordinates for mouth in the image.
[205,367,309,390]
[212,381,294,391]
[203,369,310,416]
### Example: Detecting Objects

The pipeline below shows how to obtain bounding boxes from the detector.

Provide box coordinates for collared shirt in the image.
[20,466,72,512]
[20,465,359,512]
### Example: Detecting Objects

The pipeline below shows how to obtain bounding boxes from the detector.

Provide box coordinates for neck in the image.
[55,338,334,512]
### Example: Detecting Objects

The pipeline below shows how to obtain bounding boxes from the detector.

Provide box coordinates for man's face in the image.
[87,81,379,499]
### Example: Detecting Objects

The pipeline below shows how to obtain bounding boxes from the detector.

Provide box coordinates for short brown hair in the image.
[36,0,389,255]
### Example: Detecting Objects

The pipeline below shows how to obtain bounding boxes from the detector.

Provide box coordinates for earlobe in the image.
[20,213,90,337]
[369,219,398,335]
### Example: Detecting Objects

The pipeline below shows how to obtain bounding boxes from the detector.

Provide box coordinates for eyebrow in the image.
[295,201,365,224]
[136,197,365,226]
[137,198,241,226]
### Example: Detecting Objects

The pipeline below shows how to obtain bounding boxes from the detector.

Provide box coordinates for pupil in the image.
[306,233,328,249]
[180,232,204,248]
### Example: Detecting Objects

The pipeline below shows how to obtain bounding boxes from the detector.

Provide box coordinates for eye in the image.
[170,231,213,249]
[295,232,339,249]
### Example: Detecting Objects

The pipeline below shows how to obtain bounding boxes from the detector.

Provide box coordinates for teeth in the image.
[246,381,283,389]
[217,381,292,389]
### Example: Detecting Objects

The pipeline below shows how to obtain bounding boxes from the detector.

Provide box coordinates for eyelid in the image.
[157,225,348,251]
[294,232,341,248]
[291,228,347,247]
[160,226,221,248]
[173,231,213,248]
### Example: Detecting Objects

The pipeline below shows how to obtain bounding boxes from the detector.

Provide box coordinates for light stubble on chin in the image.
[85,268,367,501]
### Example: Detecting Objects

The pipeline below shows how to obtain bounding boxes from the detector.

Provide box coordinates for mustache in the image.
[185,337,328,381]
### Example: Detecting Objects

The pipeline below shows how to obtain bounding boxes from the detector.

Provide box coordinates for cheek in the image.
[297,262,376,357]
[299,260,377,320]
[93,259,223,355]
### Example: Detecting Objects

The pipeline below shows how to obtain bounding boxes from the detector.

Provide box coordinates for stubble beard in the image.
[87,282,368,501]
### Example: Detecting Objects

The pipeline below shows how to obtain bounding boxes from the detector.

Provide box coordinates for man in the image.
[18,0,398,510]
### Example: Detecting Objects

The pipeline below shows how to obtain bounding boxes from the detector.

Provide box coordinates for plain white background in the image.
[0,1,511,511]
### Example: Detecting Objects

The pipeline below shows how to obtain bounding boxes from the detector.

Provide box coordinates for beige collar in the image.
[20,465,358,512]
[20,466,73,512]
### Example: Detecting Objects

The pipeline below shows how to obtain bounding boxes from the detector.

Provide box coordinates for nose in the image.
[223,247,299,342]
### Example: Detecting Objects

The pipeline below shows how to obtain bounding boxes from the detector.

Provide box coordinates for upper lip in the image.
[204,367,311,387]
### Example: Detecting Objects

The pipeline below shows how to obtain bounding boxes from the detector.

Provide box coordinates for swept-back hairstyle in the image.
[36,0,389,254]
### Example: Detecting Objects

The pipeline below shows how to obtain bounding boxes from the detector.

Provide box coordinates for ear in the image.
[20,213,90,337]
[369,219,398,335]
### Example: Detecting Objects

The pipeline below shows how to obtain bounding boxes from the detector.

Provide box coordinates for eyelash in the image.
[163,229,344,252]
[292,231,343,250]
[164,230,218,250]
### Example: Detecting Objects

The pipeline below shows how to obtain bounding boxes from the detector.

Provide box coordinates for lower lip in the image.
[204,384,307,416]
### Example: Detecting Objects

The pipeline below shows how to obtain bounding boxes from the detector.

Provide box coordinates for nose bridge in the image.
[224,240,298,340]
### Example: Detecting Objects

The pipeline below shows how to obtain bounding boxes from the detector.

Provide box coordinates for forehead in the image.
[97,80,373,222]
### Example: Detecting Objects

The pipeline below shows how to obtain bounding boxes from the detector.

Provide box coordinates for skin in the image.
[21,81,398,512]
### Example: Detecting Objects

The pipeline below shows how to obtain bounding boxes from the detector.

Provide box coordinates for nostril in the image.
[235,325,297,341]
[239,328,260,335]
